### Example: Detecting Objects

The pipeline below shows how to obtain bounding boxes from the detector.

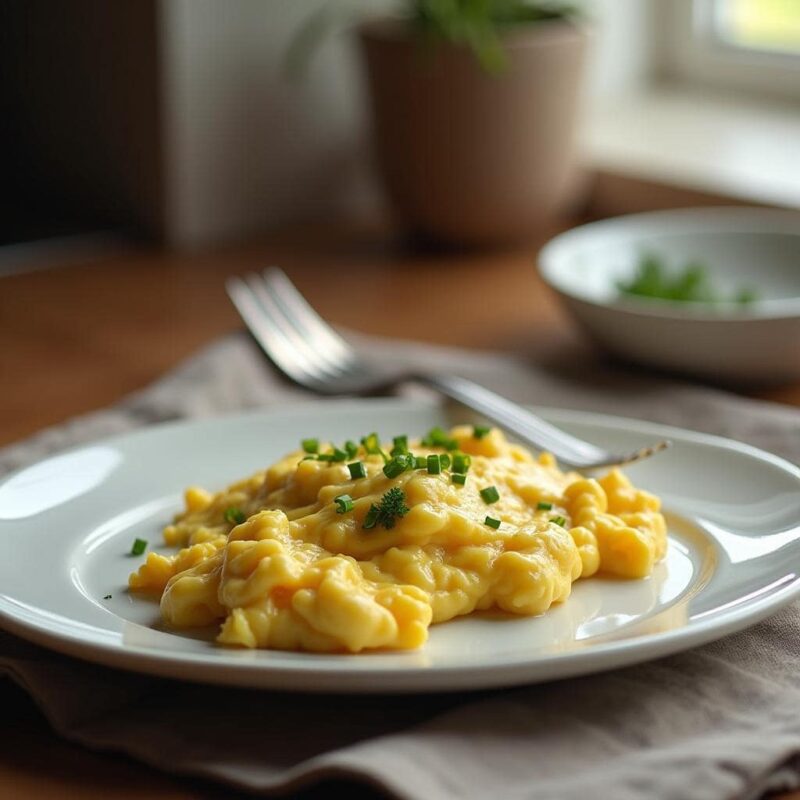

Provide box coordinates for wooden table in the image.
[1,219,798,799]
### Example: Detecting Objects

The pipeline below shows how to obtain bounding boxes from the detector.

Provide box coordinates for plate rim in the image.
[1,398,799,693]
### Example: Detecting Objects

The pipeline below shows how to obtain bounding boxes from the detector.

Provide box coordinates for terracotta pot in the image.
[358,18,589,246]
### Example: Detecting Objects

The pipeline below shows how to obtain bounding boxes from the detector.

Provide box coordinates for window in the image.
[656,0,800,100]
[713,0,800,54]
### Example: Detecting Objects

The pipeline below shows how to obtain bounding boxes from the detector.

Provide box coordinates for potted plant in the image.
[294,1,587,247]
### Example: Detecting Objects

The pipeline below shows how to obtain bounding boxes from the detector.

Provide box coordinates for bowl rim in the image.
[537,207,800,322]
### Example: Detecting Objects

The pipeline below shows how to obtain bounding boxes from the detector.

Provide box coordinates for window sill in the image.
[580,87,800,212]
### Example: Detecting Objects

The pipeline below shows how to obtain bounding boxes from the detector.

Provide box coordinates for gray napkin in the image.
[2,332,800,800]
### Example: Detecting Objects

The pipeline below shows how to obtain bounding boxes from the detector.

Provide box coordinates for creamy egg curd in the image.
[129,425,667,653]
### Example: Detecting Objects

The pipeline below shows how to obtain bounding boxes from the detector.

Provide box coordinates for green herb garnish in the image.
[334,494,354,514]
[480,486,500,504]
[422,426,458,450]
[362,504,380,529]
[617,253,758,306]
[451,473,467,486]
[361,432,381,454]
[391,435,409,456]
[348,461,367,480]
[427,454,442,475]
[332,447,348,462]
[452,453,471,474]
[362,487,410,531]
[301,438,319,454]
[473,425,491,439]
[537,501,553,511]
[550,515,567,527]
[224,507,246,525]
[130,538,148,556]
[345,440,359,459]
[383,457,408,479]
[484,516,501,530]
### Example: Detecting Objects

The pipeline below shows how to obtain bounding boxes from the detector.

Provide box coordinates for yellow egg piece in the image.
[129,427,667,652]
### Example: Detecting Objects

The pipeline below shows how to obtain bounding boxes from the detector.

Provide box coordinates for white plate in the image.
[1,400,799,693]
[538,207,800,382]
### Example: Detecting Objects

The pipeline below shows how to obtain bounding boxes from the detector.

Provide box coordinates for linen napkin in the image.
[2,331,800,800]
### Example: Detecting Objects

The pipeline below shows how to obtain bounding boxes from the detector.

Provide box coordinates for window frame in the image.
[655,0,800,101]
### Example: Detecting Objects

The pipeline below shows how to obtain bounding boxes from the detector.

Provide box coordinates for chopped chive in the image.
[423,426,458,450]
[452,453,471,474]
[379,449,391,464]
[451,473,467,486]
[383,458,407,479]
[439,453,451,469]
[394,453,413,472]
[473,425,491,439]
[345,440,359,459]
[415,455,427,469]
[480,486,500,504]
[317,453,335,462]
[300,455,317,461]
[334,494,354,514]
[390,435,409,456]
[550,515,567,527]
[363,503,380,530]
[329,447,348,462]
[428,427,447,444]
[301,438,319,454]
[537,501,553,511]
[348,461,367,479]
[361,432,381,454]
[484,516,501,530]
[130,538,148,556]
[427,454,442,475]
[224,507,246,525]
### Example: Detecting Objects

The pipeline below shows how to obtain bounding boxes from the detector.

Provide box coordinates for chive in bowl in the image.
[538,207,800,383]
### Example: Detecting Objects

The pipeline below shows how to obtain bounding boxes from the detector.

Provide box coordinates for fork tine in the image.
[245,273,351,382]
[263,268,358,364]
[261,268,371,381]
[226,276,328,388]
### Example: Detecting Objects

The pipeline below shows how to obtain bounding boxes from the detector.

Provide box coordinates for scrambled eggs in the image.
[129,426,666,652]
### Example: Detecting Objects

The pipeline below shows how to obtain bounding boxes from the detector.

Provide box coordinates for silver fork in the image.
[226,268,669,470]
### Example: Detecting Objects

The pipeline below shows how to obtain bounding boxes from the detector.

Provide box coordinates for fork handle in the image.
[416,373,607,467]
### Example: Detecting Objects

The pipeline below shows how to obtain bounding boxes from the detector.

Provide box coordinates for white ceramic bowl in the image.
[538,208,800,383]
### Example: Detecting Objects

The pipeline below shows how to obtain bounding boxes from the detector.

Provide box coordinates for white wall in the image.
[583,0,657,102]
[160,0,391,248]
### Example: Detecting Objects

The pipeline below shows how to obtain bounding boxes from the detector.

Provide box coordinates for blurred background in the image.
[2,5,800,793]
[2,0,798,253]
[1,0,799,444]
